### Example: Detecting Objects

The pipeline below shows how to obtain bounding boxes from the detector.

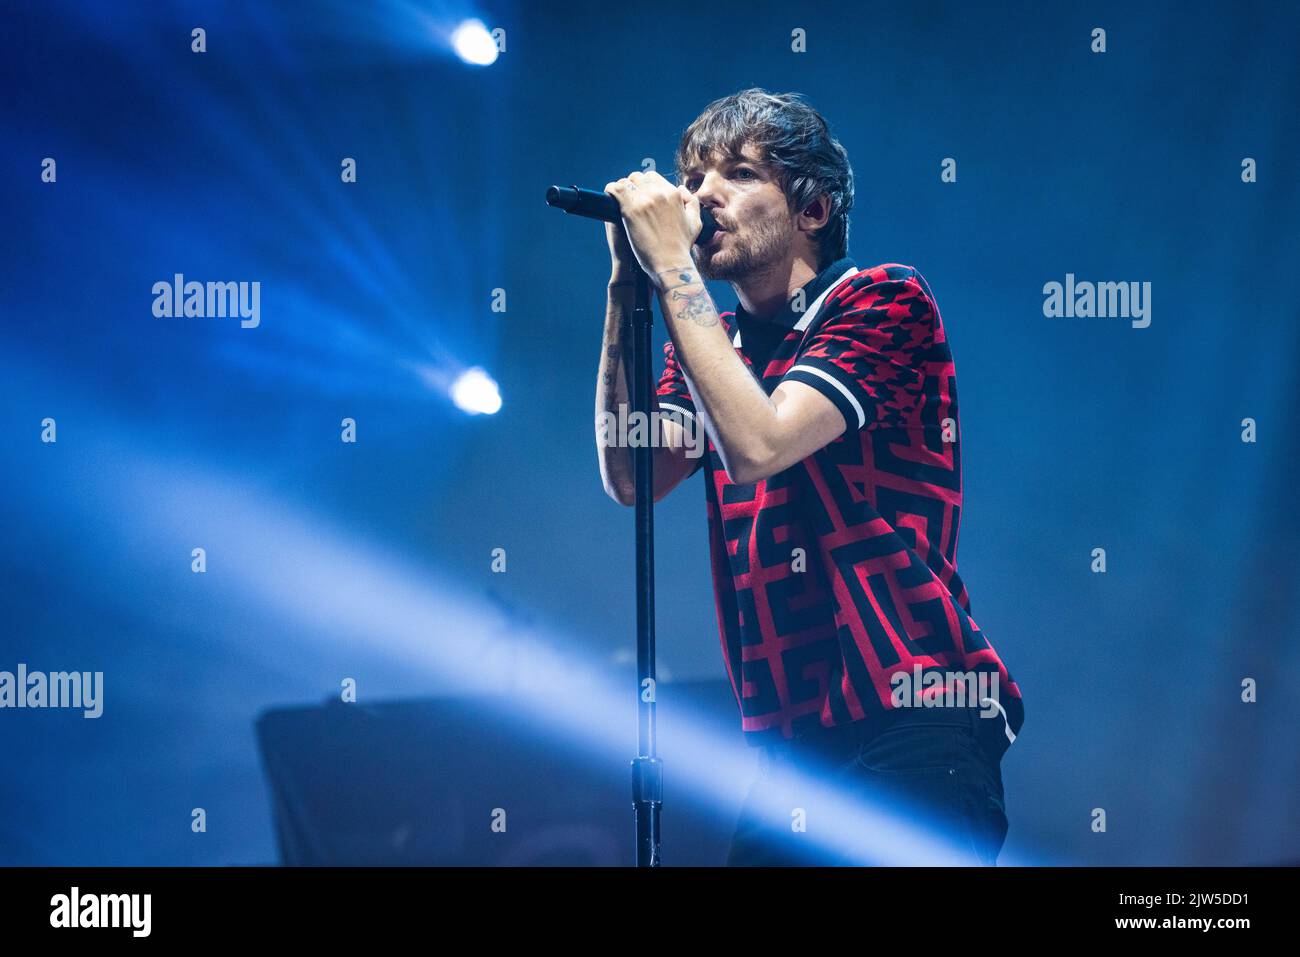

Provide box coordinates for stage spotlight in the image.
[451,19,498,66]
[451,366,501,414]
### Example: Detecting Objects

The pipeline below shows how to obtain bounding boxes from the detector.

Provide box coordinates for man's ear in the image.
[798,194,832,232]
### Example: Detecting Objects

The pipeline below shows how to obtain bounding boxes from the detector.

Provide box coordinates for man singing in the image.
[593,88,1025,866]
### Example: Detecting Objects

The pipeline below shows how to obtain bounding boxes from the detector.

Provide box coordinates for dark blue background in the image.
[1,0,1297,865]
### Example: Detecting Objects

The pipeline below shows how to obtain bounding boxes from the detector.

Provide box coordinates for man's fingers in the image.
[679,187,702,239]
[626,169,676,194]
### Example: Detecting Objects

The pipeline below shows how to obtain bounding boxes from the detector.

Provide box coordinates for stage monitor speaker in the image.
[255,677,749,865]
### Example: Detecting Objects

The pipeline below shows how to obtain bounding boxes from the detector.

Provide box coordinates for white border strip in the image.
[787,363,865,428]
[793,265,860,332]
[657,400,696,422]
[981,696,1017,745]
[732,264,859,347]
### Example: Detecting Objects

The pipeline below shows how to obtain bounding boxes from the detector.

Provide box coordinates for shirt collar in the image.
[731,256,857,345]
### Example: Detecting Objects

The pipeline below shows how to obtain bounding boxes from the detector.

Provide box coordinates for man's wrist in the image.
[649,262,703,292]
[644,248,696,284]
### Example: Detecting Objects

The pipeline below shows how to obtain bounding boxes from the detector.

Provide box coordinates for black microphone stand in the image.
[625,264,663,868]
[547,184,718,867]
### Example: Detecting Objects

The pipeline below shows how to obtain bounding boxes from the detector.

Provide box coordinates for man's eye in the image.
[734,168,756,180]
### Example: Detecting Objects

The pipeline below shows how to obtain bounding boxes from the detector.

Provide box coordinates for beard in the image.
[694,207,792,282]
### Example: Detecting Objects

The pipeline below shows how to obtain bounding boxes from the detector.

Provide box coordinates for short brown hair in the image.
[675,88,854,269]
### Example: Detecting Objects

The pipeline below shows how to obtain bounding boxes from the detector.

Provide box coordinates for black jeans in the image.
[725,706,1010,866]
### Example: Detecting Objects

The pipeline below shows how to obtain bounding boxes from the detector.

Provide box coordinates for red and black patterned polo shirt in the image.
[656,257,1025,749]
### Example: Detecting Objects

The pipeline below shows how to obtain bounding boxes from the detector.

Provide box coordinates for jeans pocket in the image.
[852,724,962,775]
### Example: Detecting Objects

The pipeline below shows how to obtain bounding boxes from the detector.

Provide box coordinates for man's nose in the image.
[694,170,726,210]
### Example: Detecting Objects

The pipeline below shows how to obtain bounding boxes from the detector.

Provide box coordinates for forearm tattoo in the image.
[668,287,717,327]
[602,337,620,390]
[655,266,718,328]
[600,285,629,394]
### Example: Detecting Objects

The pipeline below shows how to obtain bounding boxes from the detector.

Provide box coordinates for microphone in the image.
[546,185,720,247]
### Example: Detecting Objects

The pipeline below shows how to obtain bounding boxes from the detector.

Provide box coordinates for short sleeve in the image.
[655,339,706,476]
[655,338,697,421]
[783,275,934,431]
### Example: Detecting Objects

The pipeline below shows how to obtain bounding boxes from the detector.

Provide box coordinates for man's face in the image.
[681,142,795,281]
